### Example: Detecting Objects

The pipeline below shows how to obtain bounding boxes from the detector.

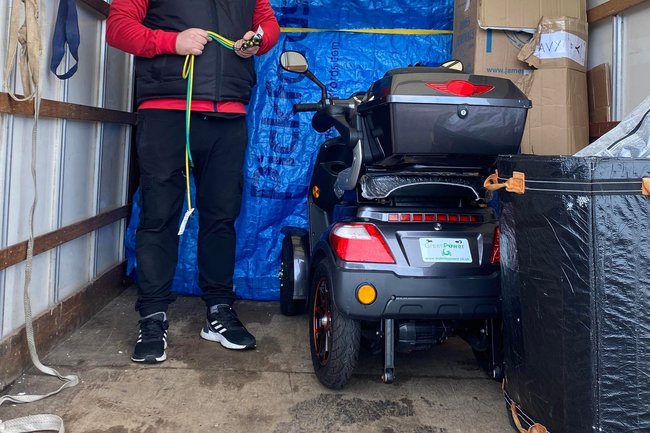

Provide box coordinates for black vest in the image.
[135,0,257,106]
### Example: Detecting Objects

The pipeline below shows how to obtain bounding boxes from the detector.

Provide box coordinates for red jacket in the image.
[106,0,280,112]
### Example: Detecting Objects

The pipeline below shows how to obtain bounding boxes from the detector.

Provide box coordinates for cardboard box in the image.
[453,0,533,81]
[587,63,612,123]
[478,0,587,32]
[520,68,589,155]
[518,16,588,72]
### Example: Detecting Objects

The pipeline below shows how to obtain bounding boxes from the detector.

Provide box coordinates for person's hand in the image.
[175,28,210,55]
[234,31,260,58]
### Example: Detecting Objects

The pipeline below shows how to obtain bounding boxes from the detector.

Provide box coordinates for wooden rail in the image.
[0,92,137,125]
[0,205,131,272]
[0,262,129,391]
[588,0,650,23]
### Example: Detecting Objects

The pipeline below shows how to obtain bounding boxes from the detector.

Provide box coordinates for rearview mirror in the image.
[280,51,309,74]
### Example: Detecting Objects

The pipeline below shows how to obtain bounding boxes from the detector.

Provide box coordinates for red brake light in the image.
[329,223,395,264]
[426,80,494,97]
[490,226,501,265]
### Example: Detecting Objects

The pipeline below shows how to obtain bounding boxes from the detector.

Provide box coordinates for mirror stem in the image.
[305,70,328,102]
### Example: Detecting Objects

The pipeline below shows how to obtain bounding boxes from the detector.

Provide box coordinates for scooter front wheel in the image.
[309,259,360,389]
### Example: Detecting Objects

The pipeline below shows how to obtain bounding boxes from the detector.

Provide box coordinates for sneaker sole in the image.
[131,352,167,363]
[200,329,255,350]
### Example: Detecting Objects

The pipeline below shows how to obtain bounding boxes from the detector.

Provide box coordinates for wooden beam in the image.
[76,0,110,19]
[0,92,137,125]
[588,0,649,24]
[0,205,131,272]
[0,262,129,391]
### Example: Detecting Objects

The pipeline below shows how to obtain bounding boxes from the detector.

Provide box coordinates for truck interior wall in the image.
[621,2,650,115]
[587,0,650,120]
[0,2,132,348]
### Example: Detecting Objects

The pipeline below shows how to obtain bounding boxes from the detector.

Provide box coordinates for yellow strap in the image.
[642,178,650,196]
[484,170,526,195]
[280,27,452,35]
[510,402,549,433]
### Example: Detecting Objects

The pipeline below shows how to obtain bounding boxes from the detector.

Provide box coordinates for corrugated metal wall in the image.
[0,1,133,338]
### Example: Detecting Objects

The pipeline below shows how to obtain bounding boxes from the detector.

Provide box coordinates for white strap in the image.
[1,4,79,428]
[4,0,42,101]
[0,414,65,433]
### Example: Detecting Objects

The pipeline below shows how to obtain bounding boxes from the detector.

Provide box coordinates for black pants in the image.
[134,109,247,316]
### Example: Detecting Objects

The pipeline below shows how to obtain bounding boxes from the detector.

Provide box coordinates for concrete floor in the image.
[0,288,513,433]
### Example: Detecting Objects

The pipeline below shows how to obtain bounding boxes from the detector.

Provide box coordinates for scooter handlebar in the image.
[293,103,321,112]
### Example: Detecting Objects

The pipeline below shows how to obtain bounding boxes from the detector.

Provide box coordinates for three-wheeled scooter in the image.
[277,51,530,389]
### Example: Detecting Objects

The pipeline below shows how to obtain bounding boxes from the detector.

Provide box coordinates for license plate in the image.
[419,238,472,263]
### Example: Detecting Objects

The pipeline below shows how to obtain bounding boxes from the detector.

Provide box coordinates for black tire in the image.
[309,259,360,389]
[279,235,305,316]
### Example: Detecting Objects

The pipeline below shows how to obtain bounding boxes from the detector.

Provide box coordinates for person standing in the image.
[107,0,280,363]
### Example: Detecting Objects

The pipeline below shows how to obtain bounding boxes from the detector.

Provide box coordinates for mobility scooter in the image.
[278,51,530,389]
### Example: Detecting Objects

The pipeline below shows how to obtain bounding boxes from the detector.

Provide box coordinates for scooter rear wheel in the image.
[309,259,360,389]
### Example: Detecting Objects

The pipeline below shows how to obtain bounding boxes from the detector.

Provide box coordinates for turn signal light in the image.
[356,284,377,305]
[329,223,395,264]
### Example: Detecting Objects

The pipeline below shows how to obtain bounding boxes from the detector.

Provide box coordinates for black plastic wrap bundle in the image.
[496,155,650,433]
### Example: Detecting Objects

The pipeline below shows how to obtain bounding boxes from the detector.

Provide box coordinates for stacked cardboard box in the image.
[452,0,589,155]
[587,63,612,124]
[452,0,534,89]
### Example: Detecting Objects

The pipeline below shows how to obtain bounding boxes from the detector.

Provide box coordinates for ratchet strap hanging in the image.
[484,171,526,194]
[50,0,81,79]
[4,0,41,101]
[2,3,79,432]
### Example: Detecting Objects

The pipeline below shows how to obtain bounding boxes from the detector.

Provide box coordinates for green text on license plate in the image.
[419,238,472,263]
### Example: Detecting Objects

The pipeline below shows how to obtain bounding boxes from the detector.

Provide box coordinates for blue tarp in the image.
[125,0,453,300]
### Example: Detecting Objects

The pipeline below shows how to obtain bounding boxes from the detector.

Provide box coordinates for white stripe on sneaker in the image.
[200,328,254,350]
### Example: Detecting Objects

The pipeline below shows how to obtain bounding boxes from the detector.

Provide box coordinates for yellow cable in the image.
[179,31,235,216]
[182,54,195,211]
[279,27,453,35]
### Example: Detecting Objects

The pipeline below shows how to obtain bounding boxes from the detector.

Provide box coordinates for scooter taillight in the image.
[490,226,500,265]
[426,80,494,97]
[387,213,481,223]
[329,223,395,264]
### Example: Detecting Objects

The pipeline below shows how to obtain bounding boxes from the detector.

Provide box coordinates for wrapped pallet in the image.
[487,155,650,433]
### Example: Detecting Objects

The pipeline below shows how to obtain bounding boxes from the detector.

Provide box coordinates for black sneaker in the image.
[131,312,168,363]
[200,304,256,350]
